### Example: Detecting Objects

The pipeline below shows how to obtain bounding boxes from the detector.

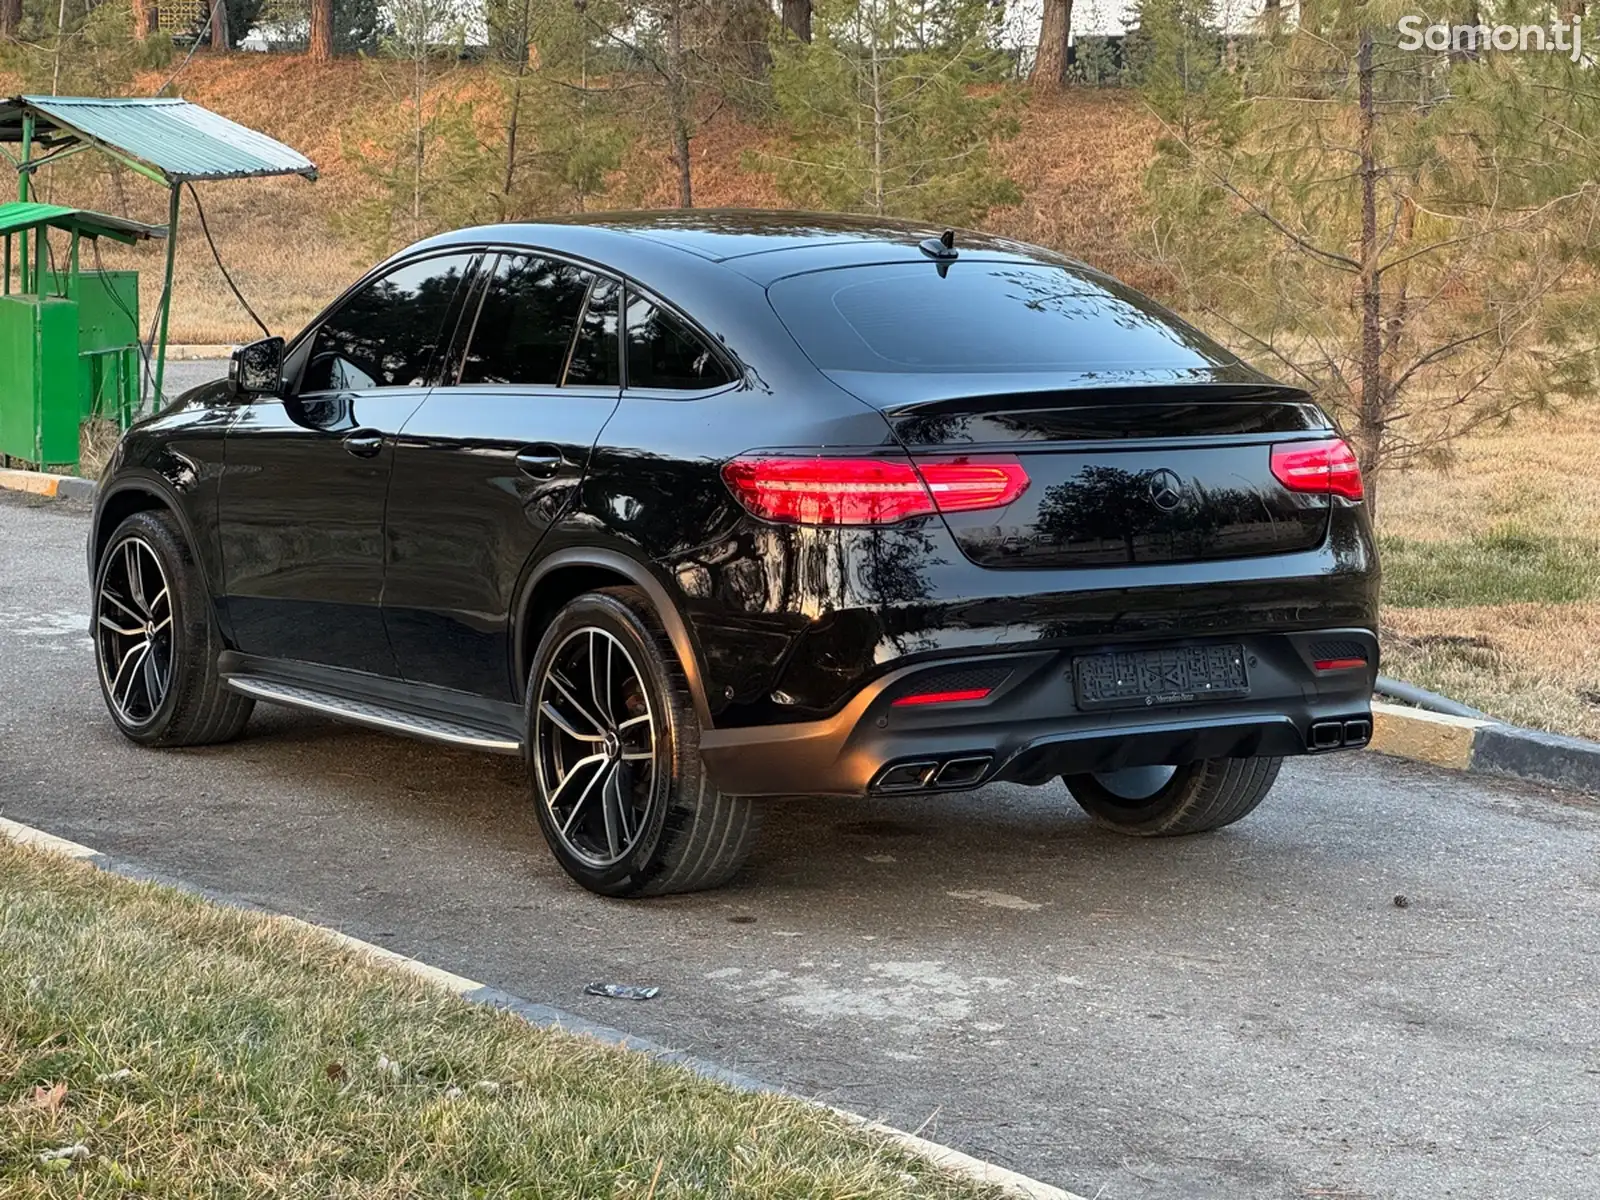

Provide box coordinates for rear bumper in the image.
[698,628,1377,797]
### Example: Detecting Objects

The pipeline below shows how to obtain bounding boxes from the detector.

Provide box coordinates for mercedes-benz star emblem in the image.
[1147,468,1184,512]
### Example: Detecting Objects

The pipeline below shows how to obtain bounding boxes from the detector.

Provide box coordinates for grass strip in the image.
[1379,526,1600,609]
[0,841,998,1199]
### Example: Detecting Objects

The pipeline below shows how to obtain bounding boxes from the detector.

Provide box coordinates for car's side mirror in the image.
[230,336,285,397]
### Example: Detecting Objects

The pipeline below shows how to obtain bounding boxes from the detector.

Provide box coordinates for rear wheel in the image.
[527,587,760,897]
[1062,756,1282,836]
[93,510,253,747]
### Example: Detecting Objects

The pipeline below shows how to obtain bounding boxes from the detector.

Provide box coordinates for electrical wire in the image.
[186,182,271,340]
[86,179,272,414]
[43,229,66,297]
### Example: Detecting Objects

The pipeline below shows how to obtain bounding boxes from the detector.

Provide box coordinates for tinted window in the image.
[767,262,1238,374]
[564,278,621,387]
[458,254,593,386]
[625,293,731,390]
[302,253,474,393]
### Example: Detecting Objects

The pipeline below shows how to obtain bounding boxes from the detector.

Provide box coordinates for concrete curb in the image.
[0,814,1085,1200]
[0,467,97,501]
[1370,700,1600,795]
[166,344,236,360]
[1369,700,1483,770]
[1470,721,1600,794]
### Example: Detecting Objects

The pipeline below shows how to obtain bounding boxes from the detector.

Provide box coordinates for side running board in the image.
[225,677,523,755]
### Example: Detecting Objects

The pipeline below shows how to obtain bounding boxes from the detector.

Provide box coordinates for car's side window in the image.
[624,291,733,391]
[457,253,594,387]
[300,253,476,395]
[563,278,622,387]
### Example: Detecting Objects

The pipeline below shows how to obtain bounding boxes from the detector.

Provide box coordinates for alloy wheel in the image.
[533,627,658,868]
[96,537,174,727]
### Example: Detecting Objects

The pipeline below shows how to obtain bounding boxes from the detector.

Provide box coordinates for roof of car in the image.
[412,209,1089,286]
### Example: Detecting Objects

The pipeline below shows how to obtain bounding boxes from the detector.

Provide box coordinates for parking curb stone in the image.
[0,813,1086,1200]
[166,344,237,360]
[1369,700,1483,770]
[0,467,97,501]
[1369,701,1600,796]
[1471,722,1600,794]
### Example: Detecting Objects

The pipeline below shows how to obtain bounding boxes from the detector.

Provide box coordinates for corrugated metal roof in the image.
[0,95,317,183]
[0,200,166,243]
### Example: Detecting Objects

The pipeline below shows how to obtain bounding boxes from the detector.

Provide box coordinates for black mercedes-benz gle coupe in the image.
[89,211,1378,896]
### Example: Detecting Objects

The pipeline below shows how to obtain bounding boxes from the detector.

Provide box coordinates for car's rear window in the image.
[766,261,1237,374]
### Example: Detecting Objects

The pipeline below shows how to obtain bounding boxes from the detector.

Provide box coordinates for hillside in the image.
[3,54,1159,344]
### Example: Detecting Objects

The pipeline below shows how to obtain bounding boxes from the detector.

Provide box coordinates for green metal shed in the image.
[0,95,316,419]
[0,201,165,465]
[0,96,319,183]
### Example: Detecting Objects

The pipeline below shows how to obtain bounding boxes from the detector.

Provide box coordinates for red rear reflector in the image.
[721,456,1027,526]
[1314,657,1368,671]
[891,687,994,707]
[1271,438,1364,501]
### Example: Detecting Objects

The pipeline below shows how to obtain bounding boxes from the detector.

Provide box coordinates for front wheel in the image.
[526,586,760,897]
[93,510,253,747]
[1062,757,1282,836]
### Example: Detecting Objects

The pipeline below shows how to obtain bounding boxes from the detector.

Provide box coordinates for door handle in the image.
[515,445,566,478]
[342,429,385,459]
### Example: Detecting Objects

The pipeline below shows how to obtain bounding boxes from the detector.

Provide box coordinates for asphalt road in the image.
[3,488,1598,1200]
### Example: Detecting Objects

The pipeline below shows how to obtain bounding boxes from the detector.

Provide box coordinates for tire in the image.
[1062,756,1282,836]
[525,586,760,897]
[93,510,254,747]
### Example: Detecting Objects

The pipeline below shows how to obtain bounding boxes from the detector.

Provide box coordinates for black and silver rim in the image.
[96,537,173,727]
[1090,765,1178,802]
[533,627,658,868]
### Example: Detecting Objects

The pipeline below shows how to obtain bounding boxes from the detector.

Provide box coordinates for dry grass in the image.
[1379,408,1600,544]
[1377,406,1600,739]
[0,839,999,1199]
[76,419,123,482]
[985,90,1164,295]
[1382,603,1600,742]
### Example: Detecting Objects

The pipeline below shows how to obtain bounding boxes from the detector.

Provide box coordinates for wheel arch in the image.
[514,548,714,728]
[93,477,191,571]
[91,475,229,633]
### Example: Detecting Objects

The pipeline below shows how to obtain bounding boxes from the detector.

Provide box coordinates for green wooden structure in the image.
[0,95,316,468]
[0,202,163,466]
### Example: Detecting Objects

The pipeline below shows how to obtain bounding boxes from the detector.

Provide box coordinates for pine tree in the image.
[764,0,1020,225]
[308,0,332,58]
[564,0,773,208]
[781,0,811,41]
[1140,0,1600,509]
[1030,0,1071,90]
[490,0,629,215]
[1125,0,1239,148]
[346,0,496,252]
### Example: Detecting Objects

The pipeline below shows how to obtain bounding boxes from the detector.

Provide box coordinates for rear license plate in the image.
[1073,645,1249,710]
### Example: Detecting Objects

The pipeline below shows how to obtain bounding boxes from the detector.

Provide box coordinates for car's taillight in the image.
[915,459,1030,513]
[721,456,1028,526]
[1270,438,1364,501]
